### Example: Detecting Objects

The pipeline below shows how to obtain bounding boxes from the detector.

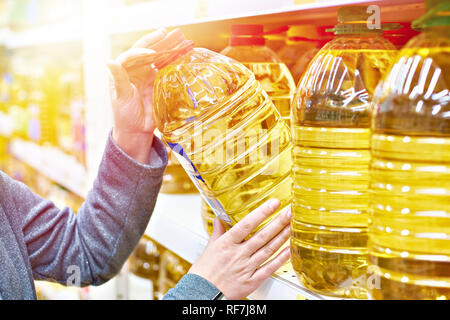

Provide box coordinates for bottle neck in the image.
[155,40,195,70]
[424,25,450,36]
[335,31,383,38]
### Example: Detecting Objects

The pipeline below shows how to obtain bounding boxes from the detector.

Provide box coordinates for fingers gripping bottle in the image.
[153,30,292,232]
[220,24,296,127]
[369,0,450,300]
[290,6,398,298]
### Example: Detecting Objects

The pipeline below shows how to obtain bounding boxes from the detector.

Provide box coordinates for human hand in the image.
[107,28,168,164]
[189,199,291,300]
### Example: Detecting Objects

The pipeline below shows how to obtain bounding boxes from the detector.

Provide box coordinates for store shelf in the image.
[110,0,424,34]
[0,112,13,138]
[110,0,424,54]
[145,193,342,300]
[9,139,88,198]
[3,22,83,49]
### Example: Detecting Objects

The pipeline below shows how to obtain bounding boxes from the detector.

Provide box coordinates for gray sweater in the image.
[0,133,219,300]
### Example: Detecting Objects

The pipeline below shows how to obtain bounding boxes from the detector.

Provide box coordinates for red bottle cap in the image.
[230,24,266,46]
[231,24,264,36]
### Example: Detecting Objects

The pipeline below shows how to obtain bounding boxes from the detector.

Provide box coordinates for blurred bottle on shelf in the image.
[4,46,86,165]
[128,235,161,300]
[291,6,399,299]
[276,25,318,84]
[154,29,292,233]
[369,0,450,300]
[221,24,296,126]
[288,26,333,84]
[383,22,421,50]
[157,248,191,298]
[160,144,197,194]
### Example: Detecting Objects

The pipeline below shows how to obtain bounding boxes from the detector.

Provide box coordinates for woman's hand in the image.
[189,199,291,300]
[107,28,168,164]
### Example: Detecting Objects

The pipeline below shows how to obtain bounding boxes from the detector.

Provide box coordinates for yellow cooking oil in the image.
[277,25,318,84]
[201,199,215,236]
[369,0,450,300]
[291,6,398,298]
[161,145,197,194]
[153,46,292,233]
[220,26,296,127]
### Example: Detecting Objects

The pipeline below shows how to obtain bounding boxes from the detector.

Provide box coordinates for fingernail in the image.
[286,207,292,218]
[268,199,280,210]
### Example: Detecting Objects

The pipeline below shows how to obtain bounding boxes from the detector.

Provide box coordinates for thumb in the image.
[210,217,226,242]
[107,60,134,101]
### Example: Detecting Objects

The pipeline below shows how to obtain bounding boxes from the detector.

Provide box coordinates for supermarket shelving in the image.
[145,193,342,300]
[0,0,425,50]
[9,139,88,198]
[4,22,83,49]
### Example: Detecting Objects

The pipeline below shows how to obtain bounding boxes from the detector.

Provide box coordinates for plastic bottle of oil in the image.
[277,25,318,84]
[369,0,450,300]
[128,236,161,300]
[201,199,215,236]
[153,29,292,231]
[220,24,296,127]
[161,144,197,194]
[291,6,398,298]
[289,38,330,86]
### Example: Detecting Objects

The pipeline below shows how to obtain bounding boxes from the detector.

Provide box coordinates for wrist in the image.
[113,129,154,164]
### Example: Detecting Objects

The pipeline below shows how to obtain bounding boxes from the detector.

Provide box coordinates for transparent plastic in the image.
[201,199,215,236]
[154,48,292,231]
[369,26,450,300]
[160,145,197,194]
[290,47,321,85]
[277,25,318,84]
[220,45,296,126]
[291,33,397,298]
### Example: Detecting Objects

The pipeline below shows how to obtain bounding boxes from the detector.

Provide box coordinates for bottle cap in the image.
[123,29,195,71]
[412,0,450,30]
[287,25,318,38]
[327,6,401,35]
[229,24,266,46]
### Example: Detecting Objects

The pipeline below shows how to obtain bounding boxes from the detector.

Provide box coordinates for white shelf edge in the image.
[109,0,420,35]
[9,138,88,198]
[145,193,342,300]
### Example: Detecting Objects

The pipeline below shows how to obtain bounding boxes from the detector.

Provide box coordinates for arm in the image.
[163,274,220,300]
[10,133,167,286]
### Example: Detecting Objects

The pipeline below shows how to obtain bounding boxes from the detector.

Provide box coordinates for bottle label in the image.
[167,142,233,226]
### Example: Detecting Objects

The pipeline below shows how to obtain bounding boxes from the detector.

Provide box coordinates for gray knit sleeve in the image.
[10,132,168,286]
[163,273,221,300]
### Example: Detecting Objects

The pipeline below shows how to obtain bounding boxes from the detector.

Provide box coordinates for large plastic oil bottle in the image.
[290,6,398,298]
[277,25,318,84]
[152,29,292,231]
[368,0,450,300]
[220,24,296,126]
[160,144,197,194]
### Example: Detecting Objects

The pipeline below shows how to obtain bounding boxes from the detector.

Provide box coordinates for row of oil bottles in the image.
[127,235,192,300]
[0,45,87,165]
[154,2,449,300]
